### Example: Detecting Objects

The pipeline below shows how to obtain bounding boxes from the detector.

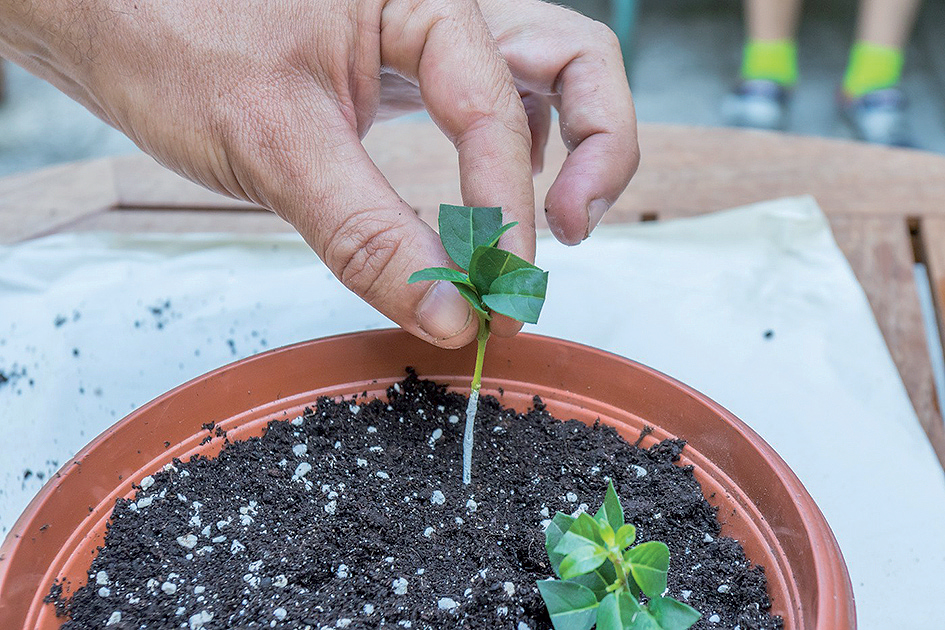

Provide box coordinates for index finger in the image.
[381,0,536,337]
[485,0,640,245]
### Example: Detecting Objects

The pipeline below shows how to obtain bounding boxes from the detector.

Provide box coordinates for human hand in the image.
[0,0,638,348]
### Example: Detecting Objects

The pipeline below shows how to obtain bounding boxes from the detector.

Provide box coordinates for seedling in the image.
[538,481,701,630]
[408,204,548,484]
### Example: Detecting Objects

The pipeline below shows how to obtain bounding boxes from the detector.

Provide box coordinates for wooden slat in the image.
[61,209,294,234]
[0,158,118,244]
[920,217,945,370]
[829,214,945,470]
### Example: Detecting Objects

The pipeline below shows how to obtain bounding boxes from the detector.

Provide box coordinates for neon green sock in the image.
[741,39,798,87]
[843,42,904,98]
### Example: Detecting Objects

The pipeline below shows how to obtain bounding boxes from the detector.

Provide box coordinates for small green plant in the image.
[408,204,548,484]
[538,481,701,630]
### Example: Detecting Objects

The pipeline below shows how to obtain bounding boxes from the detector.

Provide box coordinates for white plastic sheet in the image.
[1,197,942,627]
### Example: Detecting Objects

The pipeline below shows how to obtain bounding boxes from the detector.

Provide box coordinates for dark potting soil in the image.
[50,371,782,630]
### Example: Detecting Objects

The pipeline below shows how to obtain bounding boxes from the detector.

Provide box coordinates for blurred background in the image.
[1,0,944,177]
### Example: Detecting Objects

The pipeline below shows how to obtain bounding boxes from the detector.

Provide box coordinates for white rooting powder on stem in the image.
[462,388,480,485]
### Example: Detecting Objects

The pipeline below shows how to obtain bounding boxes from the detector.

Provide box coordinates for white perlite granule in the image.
[189,610,213,629]
[423,527,434,538]
[140,475,155,490]
[708,614,721,623]
[363,603,375,615]
[95,570,110,585]
[273,574,288,588]
[177,534,198,549]
[336,564,350,578]
[161,582,177,595]
[273,607,287,620]
[503,582,516,597]
[106,611,122,626]
[97,587,111,598]
[437,597,458,611]
[392,577,408,595]
[292,462,312,481]
[431,490,446,505]
[292,444,307,457]
[466,499,478,512]
[631,465,647,478]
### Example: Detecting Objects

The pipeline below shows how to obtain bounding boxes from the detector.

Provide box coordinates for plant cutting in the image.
[409,203,548,484]
[539,481,700,630]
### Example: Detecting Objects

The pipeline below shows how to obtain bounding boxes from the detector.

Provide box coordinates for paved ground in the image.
[1,0,944,177]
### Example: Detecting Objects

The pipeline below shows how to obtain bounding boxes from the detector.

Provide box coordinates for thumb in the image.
[275,128,478,349]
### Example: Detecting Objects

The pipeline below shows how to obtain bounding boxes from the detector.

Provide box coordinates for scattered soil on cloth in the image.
[50,371,782,630]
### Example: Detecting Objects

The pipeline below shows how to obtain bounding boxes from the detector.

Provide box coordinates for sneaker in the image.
[839,87,913,147]
[722,79,790,131]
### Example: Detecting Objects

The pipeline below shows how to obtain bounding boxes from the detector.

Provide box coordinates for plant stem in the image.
[462,315,490,485]
[607,549,633,595]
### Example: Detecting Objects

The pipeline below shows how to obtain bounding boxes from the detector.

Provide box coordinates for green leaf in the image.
[546,512,576,577]
[626,541,670,598]
[484,221,518,247]
[482,268,548,324]
[407,267,472,286]
[647,596,701,630]
[615,524,637,550]
[594,480,625,533]
[568,562,617,601]
[438,204,503,271]
[453,283,489,318]
[596,591,645,630]
[536,579,599,630]
[554,513,606,555]
[468,245,538,295]
[559,545,609,579]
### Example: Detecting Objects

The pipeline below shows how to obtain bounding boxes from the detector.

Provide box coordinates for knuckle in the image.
[325,211,404,302]
[588,20,622,56]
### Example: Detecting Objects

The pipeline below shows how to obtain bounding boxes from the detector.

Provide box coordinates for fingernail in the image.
[417,281,472,340]
[585,198,611,239]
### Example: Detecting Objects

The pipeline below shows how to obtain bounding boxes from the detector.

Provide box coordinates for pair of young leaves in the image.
[407,204,548,325]
[538,481,701,630]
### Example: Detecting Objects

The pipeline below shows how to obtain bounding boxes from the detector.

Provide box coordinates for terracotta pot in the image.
[0,329,854,628]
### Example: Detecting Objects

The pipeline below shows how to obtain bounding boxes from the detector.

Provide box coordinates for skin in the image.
[0,0,639,348]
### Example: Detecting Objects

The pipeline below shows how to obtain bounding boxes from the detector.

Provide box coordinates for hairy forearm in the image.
[0,0,116,112]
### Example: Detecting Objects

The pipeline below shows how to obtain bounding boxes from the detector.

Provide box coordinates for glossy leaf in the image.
[554,513,606,555]
[648,596,702,630]
[536,580,600,630]
[468,245,538,295]
[546,512,577,577]
[596,591,646,630]
[594,480,625,533]
[453,283,489,318]
[438,204,503,271]
[484,221,518,247]
[560,545,609,579]
[482,268,548,324]
[407,267,472,286]
[626,541,670,598]
[568,562,617,601]
[615,524,637,550]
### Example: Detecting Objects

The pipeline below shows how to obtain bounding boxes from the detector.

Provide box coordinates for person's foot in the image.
[722,79,790,131]
[839,87,913,147]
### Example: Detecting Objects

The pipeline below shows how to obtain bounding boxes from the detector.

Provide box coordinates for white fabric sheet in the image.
[1,196,943,628]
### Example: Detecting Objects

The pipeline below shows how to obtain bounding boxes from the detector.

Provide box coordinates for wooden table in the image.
[3,121,945,471]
